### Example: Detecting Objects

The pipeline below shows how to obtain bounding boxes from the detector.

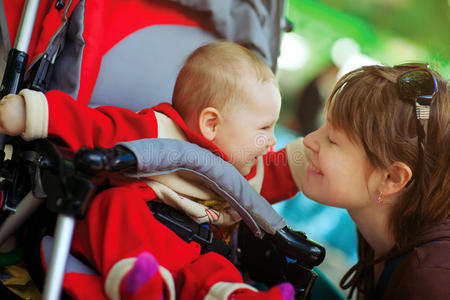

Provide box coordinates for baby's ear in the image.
[198,107,221,141]
[381,162,413,196]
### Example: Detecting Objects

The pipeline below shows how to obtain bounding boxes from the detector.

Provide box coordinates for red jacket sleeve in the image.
[260,148,299,204]
[46,90,158,152]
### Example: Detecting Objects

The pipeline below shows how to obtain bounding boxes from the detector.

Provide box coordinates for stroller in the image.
[0,1,326,299]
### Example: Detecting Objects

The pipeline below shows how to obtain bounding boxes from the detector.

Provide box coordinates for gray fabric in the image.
[90,26,217,111]
[0,0,11,61]
[167,0,285,71]
[47,0,84,100]
[41,236,98,275]
[117,138,287,238]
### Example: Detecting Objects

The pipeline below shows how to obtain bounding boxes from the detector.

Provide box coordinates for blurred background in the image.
[273,0,449,296]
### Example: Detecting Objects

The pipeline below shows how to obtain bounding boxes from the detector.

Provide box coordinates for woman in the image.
[300,64,449,299]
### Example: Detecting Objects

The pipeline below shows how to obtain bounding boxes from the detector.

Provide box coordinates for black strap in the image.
[147,201,231,258]
[374,240,436,298]
[374,251,410,299]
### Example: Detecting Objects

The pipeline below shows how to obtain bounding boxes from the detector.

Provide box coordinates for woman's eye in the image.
[328,136,335,144]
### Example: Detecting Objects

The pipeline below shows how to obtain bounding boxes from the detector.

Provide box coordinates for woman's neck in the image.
[348,204,395,259]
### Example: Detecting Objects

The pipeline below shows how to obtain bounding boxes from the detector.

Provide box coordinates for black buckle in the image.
[26,54,55,93]
[148,201,213,246]
[55,0,65,11]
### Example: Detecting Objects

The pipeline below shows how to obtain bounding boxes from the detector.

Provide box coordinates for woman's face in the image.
[302,120,379,209]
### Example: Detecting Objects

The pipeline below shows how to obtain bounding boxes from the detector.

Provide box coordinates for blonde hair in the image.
[172,41,276,123]
[326,65,449,247]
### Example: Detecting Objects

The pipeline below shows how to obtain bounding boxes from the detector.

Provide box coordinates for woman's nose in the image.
[303,130,320,153]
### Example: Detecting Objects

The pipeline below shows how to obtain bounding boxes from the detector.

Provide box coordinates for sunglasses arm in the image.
[415,101,430,120]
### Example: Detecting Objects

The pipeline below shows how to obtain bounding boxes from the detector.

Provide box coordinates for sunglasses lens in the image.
[398,70,436,102]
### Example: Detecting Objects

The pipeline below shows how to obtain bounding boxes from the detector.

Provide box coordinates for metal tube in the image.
[42,214,75,300]
[14,0,40,52]
[0,192,44,245]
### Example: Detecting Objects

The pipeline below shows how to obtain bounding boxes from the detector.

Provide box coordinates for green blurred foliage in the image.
[320,0,449,67]
[286,0,449,76]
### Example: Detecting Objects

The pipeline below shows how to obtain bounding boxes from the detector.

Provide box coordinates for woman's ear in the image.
[380,162,413,196]
[198,107,221,141]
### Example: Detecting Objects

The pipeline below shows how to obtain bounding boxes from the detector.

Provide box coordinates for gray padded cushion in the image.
[89,25,217,111]
[168,0,284,71]
[117,138,287,238]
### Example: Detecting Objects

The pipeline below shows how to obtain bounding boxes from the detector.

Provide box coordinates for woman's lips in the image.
[307,161,322,175]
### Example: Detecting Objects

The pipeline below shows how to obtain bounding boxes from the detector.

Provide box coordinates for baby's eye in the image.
[327,136,336,144]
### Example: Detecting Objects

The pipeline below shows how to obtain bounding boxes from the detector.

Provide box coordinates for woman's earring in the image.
[376,192,383,203]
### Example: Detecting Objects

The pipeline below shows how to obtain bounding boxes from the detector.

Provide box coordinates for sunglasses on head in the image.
[395,63,438,120]
[394,63,438,185]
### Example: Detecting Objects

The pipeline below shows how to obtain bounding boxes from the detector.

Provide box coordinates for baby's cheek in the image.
[253,133,267,148]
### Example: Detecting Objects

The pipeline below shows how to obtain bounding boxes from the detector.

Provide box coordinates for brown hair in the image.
[326,65,449,248]
[172,41,276,124]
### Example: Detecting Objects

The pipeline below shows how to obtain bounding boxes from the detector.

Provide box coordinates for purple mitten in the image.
[121,251,163,300]
[278,282,295,300]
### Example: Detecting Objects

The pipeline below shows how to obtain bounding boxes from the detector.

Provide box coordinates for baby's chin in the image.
[238,163,257,177]
[240,169,251,177]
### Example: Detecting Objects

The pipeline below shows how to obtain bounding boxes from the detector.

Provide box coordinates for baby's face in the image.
[213,78,281,176]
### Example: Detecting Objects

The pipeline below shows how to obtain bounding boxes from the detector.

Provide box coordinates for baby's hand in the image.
[0,94,26,136]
